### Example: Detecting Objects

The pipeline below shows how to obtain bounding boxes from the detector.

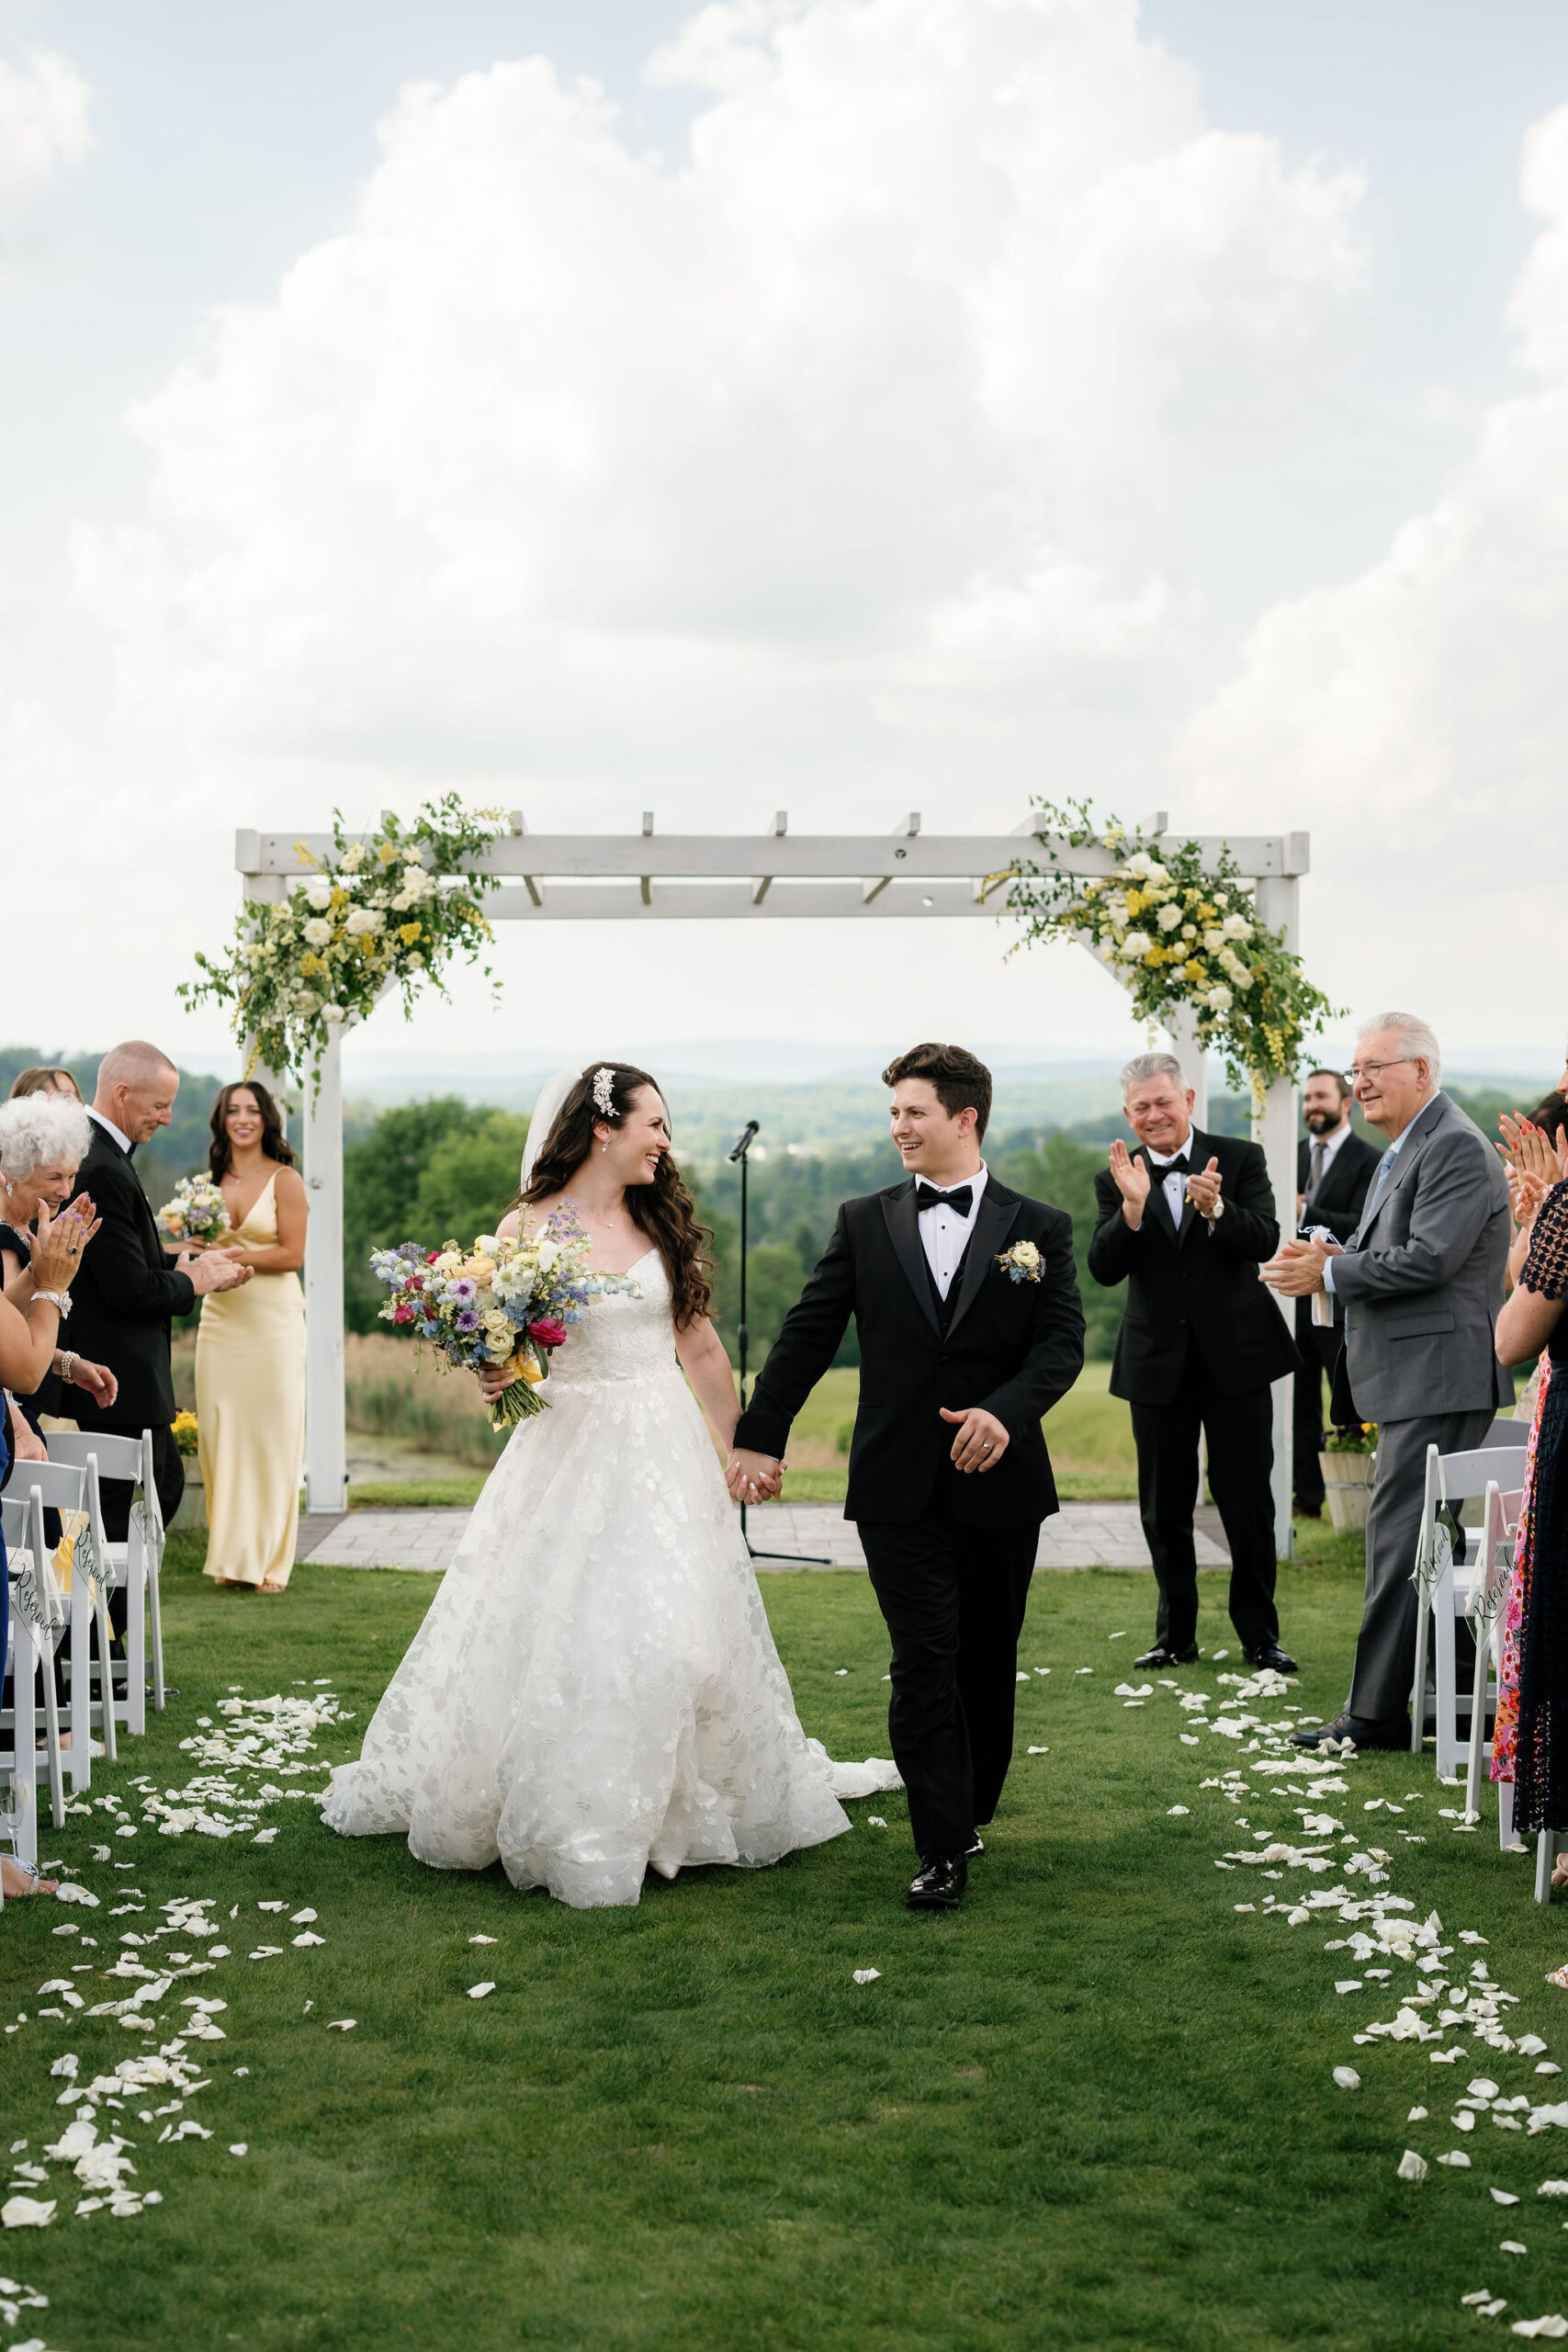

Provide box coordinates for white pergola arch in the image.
[235,814,1309,1549]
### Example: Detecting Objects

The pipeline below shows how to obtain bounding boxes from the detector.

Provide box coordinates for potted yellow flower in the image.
[169,1410,205,1532]
[1319,1422,1378,1532]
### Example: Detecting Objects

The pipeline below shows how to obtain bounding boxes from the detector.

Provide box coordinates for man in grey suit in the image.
[1261,1012,1511,1748]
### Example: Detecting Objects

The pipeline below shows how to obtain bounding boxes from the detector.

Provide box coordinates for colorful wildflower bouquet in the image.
[155,1176,230,1249]
[370,1210,639,1430]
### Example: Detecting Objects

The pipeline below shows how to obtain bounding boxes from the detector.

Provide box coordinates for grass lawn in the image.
[7,1526,1565,2352]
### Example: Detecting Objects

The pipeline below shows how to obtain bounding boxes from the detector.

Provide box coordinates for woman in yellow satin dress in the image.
[194,1082,307,1592]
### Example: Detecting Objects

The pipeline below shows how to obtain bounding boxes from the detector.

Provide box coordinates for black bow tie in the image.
[1152,1154,1190,1178]
[916,1182,973,1216]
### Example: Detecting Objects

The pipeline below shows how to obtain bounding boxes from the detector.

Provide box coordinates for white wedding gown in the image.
[323,1250,897,1907]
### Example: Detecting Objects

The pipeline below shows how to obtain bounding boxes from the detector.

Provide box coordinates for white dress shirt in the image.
[86,1106,132,1154]
[915,1162,987,1298]
[1302,1117,1353,1209]
[1144,1136,1194,1231]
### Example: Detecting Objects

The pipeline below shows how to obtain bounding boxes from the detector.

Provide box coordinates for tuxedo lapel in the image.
[945,1188,1020,1341]
[881,1182,941,1335]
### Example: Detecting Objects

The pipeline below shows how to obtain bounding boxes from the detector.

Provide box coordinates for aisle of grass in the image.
[6,1532,1568,2351]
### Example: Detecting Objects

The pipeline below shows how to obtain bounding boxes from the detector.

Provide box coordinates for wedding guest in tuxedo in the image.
[1264,1013,1511,1750]
[197,1080,306,1594]
[8,1066,82,1102]
[728,1042,1085,1912]
[66,1043,251,1637]
[1292,1069,1381,1517]
[1089,1052,1301,1674]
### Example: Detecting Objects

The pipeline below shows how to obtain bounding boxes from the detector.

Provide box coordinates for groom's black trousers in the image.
[858,1501,1039,1860]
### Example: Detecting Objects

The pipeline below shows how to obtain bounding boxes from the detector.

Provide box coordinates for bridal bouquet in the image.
[155,1175,230,1249]
[370,1209,639,1430]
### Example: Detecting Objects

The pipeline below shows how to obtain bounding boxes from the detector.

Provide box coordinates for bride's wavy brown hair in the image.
[513,1063,714,1330]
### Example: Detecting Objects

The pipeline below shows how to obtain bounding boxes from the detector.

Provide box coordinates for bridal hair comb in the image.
[592,1067,617,1119]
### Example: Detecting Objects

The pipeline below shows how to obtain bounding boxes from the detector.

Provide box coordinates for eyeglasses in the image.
[1346,1058,1416,1083]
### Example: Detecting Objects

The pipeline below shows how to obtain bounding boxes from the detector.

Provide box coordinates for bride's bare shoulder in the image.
[495,1208,523,1240]
[502,1190,568,1242]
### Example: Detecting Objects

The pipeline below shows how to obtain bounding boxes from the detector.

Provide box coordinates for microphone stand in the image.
[728,1118,829,1566]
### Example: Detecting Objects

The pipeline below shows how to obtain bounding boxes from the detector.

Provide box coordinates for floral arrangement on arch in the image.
[1003,797,1339,1094]
[179,795,505,1091]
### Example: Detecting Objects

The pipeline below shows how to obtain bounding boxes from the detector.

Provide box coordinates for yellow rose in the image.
[1182,958,1205,983]
[1142,946,1164,967]
[466,1256,496,1282]
[399,921,423,945]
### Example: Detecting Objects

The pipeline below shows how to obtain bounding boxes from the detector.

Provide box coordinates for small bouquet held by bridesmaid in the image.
[370,1209,638,1430]
[155,1175,230,1249]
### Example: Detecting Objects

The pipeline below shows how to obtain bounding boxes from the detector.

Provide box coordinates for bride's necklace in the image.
[567,1193,632,1239]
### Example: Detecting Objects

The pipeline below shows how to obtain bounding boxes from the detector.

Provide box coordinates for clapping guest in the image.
[1264,1014,1511,1751]
[0,1192,96,1897]
[65,1045,251,1632]
[197,1081,306,1594]
[1088,1053,1301,1672]
[0,1092,122,1443]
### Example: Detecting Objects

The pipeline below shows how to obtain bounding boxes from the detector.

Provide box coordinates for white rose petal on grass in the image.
[467,1983,496,2000]
[1501,2240,1529,2255]
[866,1818,888,1829]
[1438,2152,1473,2167]
[852,1969,882,1985]
[468,1934,498,1945]
[1540,2064,1564,2077]
[1027,1747,1050,1757]
[1494,2189,1524,2205]
[326,2020,356,2032]
[1397,2150,1429,2182]
[1,2195,56,2226]
[1334,2068,1360,2090]
[1409,2107,1428,2122]
[1540,2184,1568,2199]
[292,1933,325,1948]
[290,1909,318,1925]
[1336,1981,1364,1996]
[1513,2320,1568,2340]
[1167,1806,1190,1817]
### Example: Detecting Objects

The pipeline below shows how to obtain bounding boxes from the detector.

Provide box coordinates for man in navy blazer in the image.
[1089,1053,1301,1674]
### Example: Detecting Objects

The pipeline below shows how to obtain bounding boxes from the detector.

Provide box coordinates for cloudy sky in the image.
[6,0,1568,1080]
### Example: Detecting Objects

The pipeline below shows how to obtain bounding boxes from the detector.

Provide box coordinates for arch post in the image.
[302,1027,347,1517]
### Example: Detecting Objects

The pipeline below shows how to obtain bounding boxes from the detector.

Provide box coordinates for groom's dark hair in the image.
[881,1043,992,1142]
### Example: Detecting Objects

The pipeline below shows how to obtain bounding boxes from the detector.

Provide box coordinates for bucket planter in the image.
[171,1453,206,1532]
[1319,1448,1376,1532]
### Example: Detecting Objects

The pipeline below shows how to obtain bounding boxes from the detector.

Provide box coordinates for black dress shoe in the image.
[1134,1644,1200,1670]
[1244,1643,1299,1673]
[964,1833,985,1860]
[1292,1710,1409,1751]
[907,1853,967,1910]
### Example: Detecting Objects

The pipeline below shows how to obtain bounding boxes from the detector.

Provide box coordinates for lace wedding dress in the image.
[323,1250,895,1907]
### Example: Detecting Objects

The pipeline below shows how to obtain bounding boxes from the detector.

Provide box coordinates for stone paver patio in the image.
[298,1501,1229,1575]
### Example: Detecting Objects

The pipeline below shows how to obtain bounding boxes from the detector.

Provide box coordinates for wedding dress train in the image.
[323,1250,894,1906]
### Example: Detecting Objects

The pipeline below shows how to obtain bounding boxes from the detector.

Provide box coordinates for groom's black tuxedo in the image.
[734,1175,1084,1526]
[735,1172,1085,1860]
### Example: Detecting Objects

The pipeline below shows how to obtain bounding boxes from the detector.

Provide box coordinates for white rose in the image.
[302,918,333,946]
[1205,985,1234,1012]
[1180,923,1197,942]
[1123,851,1152,879]
[1156,903,1182,932]
[536,1238,560,1272]
[341,842,366,870]
[321,1003,345,1024]
[1219,947,1247,979]
[1221,913,1252,940]
[1143,860,1169,884]
[1203,928,1225,955]
[303,876,333,910]
[344,908,385,936]
[1120,931,1152,959]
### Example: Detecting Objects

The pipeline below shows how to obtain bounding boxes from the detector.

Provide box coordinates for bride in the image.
[322,1060,893,1908]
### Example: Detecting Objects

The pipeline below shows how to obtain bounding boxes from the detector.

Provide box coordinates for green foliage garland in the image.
[179,795,505,1091]
[1004,797,1339,1093]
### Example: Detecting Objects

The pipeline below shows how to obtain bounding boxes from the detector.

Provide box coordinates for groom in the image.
[729,1043,1085,1912]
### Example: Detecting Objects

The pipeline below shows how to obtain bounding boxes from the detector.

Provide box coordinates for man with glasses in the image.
[1292,1070,1382,1519]
[1262,1014,1510,1749]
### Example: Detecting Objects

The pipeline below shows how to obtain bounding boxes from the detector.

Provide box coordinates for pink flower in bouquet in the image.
[393,1305,416,1324]
[528,1317,569,1349]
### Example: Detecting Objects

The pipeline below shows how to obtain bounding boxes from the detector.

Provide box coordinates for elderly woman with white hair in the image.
[0,1091,120,1454]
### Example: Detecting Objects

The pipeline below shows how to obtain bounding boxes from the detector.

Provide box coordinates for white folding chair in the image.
[15,1461,117,1765]
[1,1488,67,1846]
[1410,1442,1533,1775]
[1459,1478,1525,1834]
[46,1429,165,1729]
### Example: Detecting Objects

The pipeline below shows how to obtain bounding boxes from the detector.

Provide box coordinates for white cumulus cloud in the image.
[1179,100,1568,1034]
[0,48,90,213]
[74,0,1365,797]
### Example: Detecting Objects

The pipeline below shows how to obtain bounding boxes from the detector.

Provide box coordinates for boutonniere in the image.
[996,1239,1043,1284]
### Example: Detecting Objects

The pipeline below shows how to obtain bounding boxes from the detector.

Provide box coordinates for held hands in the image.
[1185,1157,1223,1220]
[1108,1138,1151,1228]
[941,1405,1010,1474]
[726,1447,784,1504]
[183,1250,254,1296]
[1260,1234,1341,1298]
